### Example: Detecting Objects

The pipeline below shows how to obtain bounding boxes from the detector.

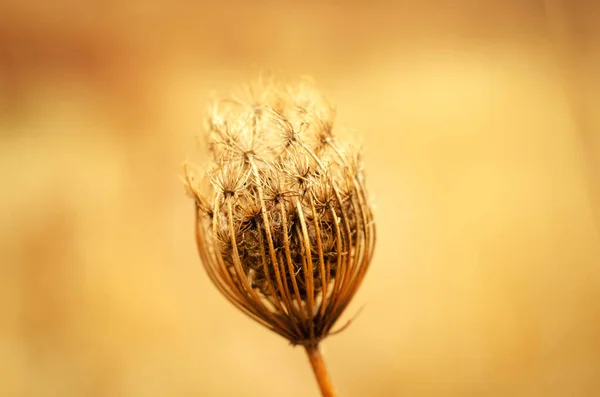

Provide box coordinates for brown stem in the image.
[305,344,336,397]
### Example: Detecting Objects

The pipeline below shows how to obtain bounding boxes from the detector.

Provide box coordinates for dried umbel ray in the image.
[183,77,375,396]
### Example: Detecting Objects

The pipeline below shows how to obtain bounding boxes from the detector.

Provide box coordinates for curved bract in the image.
[184,77,376,346]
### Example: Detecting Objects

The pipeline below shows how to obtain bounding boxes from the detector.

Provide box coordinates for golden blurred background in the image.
[1,1,600,396]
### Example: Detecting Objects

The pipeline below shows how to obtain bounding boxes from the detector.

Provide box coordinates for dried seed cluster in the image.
[184,77,376,346]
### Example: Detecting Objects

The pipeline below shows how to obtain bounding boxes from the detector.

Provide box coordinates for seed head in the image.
[184,77,376,346]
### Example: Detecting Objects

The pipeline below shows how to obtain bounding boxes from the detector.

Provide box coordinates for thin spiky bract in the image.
[184,77,376,347]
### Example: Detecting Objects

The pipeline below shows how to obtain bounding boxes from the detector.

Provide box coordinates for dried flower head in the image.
[184,77,376,347]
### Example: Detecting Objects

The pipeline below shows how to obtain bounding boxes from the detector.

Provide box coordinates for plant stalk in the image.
[305,344,336,397]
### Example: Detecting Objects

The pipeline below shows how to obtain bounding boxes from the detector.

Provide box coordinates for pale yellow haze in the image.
[1,1,599,396]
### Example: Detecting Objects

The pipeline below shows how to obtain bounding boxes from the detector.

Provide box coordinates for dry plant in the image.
[183,76,376,397]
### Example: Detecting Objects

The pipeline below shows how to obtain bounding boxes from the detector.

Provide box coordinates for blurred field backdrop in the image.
[1,1,600,396]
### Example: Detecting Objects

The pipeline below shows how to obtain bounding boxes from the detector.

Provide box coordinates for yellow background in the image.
[1,1,599,396]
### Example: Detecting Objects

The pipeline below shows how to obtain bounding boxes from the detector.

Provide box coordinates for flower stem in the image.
[305,344,336,397]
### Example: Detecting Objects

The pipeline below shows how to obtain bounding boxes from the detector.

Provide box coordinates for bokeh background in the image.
[1,1,600,396]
